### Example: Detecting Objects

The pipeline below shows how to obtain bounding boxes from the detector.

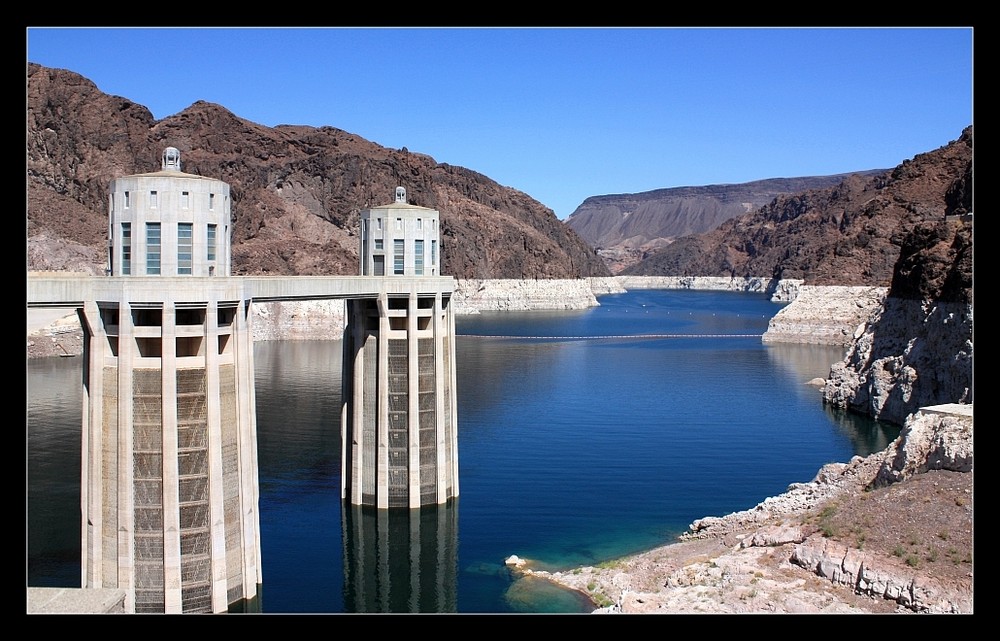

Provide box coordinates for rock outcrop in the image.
[790,534,971,614]
[822,216,973,426]
[612,275,780,295]
[761,285,888,346]
[450,278,601,314]
[250,300,347,341]
[871,405,973,487]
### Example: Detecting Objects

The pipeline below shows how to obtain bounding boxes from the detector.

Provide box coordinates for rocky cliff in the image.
[822,216,973,426]
[27,63,609,281]
[622,127,973,287]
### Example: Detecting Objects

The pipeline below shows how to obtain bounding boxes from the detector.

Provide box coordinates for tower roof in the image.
[370,187,436,212]
[119,147,220,181]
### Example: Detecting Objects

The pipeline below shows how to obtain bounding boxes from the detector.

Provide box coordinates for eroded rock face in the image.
[791,535,972,614]
[761,285,887,346]
[450,278,600,314]
[872,408,973,487]
[822,297,972,426]
[250,300,347,341]
[821,202,972,426]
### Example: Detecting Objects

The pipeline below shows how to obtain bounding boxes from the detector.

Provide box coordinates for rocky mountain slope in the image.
[565,173,884,273]
[27,63,610,280]
[622,127,973,286]
[822,215,973,425]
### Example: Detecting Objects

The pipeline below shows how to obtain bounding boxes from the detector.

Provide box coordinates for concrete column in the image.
[341,303,354,501]
[79,303,101,588]
[204,299,228,613]
[376,293,390,510]
[117,301,135,610]
[160,300,182,614]
[447,297,459,498]
[348,300,365,505]
[408,291,420,508]
[433,292,446,503]
[235,298,262,594]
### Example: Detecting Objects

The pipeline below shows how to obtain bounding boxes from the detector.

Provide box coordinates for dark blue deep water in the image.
[27,289,899,613]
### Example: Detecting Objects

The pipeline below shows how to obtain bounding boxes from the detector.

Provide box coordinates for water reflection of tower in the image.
[340,186,460,611]
[341,503,458,612]
[81,148,262,613]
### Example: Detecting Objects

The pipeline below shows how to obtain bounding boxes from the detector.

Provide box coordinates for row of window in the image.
[121,222,218,275]
[371,217,435,231]
[121,191,217,211]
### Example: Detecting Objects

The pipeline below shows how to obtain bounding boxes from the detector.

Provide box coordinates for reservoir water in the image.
[27,289,899,613]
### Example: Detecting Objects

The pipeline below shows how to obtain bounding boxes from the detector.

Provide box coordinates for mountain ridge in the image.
[622,127,972,287]
[565,172,888,273]
[27,62,610,280]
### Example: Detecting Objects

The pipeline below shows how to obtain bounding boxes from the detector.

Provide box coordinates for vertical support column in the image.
[346,299,366,505]
[376,293,390,510]
[432,291,447,503]
[204,298,228,613]
[80,303,102,589]
[161,300,183,614]
[117,301,136,610]
[447,296,459,499]
[341,302,353,501]
[407,290,420,508]
[235,298,262,596]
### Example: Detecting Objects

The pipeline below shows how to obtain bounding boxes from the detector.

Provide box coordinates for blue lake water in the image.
[26,289,899,613]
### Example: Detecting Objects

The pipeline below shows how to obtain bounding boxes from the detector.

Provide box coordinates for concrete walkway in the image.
[27,587,126,614]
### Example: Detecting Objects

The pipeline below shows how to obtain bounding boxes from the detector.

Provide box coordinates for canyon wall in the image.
[821,216,973,426]
[822,298,973,426]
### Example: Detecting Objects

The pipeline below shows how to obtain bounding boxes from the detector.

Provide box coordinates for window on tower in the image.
[122,223,132,275]
[146,223,161,274]
[393,239,404,275]
[177,223,193,274]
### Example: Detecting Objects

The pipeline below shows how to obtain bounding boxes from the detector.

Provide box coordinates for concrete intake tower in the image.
[28,149,460,613]
[83,147,260,613]
[341,187,460,508]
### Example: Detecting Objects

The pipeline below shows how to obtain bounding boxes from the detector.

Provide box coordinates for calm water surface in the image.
[27,289,899,613]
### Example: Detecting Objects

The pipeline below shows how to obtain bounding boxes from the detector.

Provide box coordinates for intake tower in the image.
[81,148,261,613]
[341,187,460,508]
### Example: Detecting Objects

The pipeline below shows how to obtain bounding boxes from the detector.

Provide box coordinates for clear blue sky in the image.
[26,27,973,219]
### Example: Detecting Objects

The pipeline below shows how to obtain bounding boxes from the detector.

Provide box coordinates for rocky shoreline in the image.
[515,406,973,614]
